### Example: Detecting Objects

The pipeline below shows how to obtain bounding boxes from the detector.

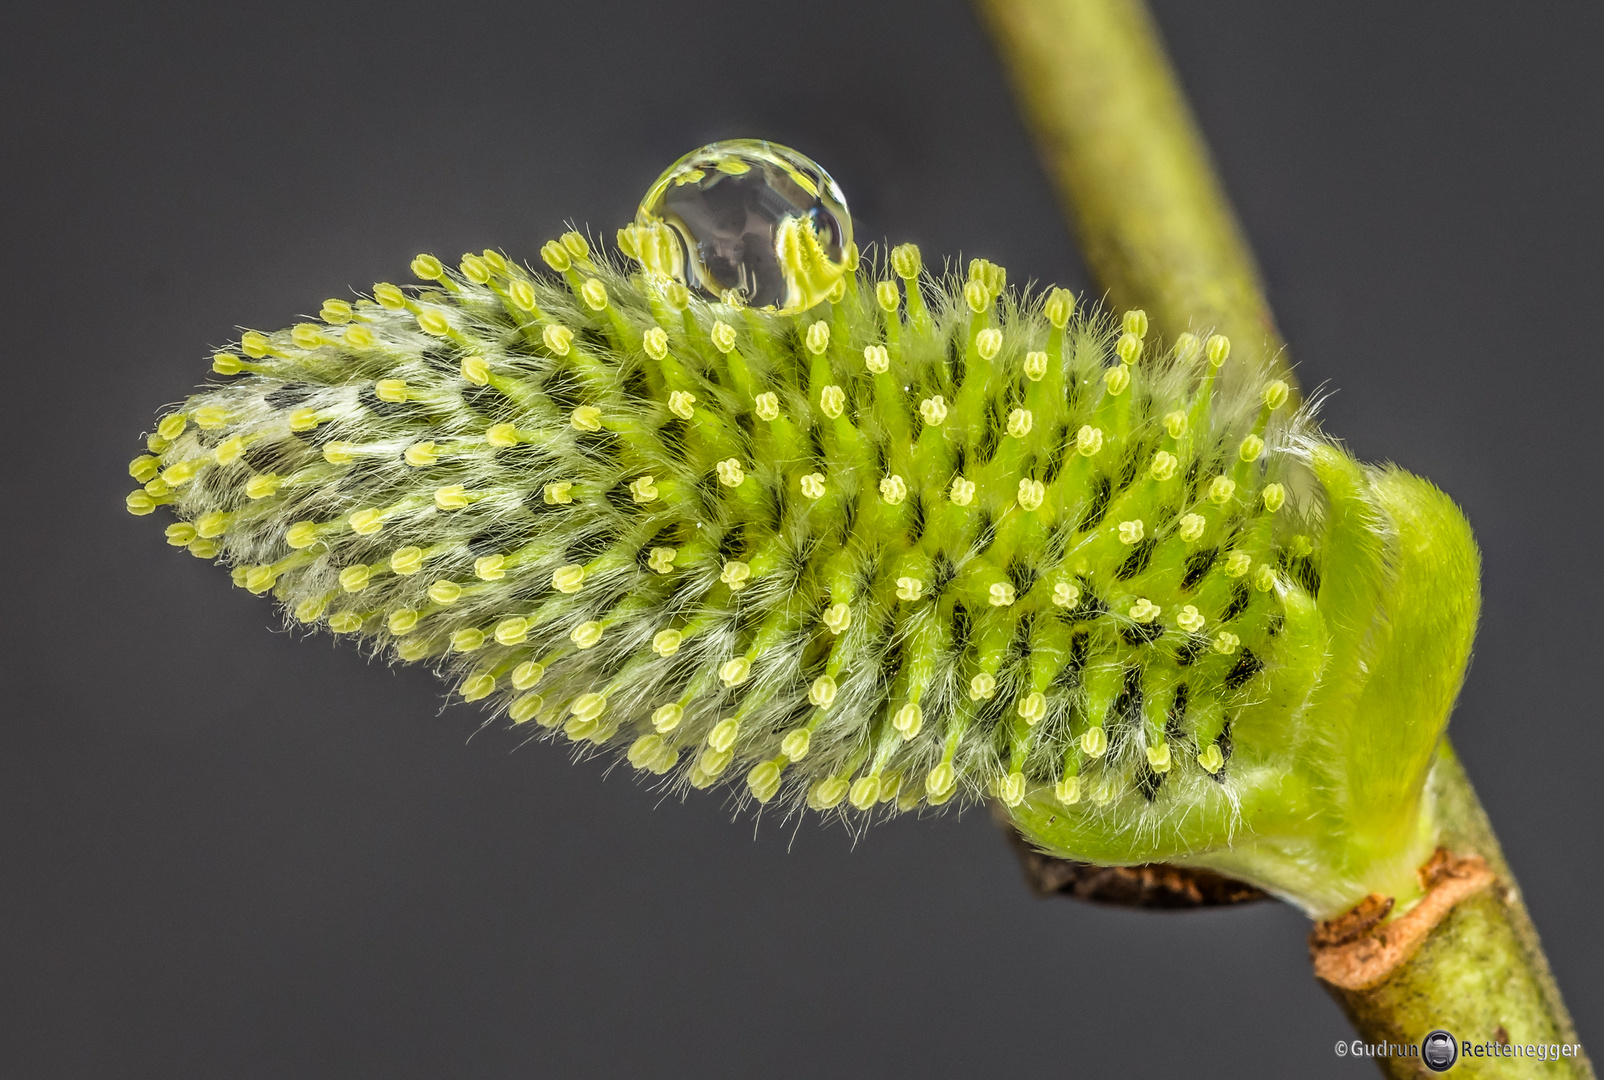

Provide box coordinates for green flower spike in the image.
[127,143,1477,924]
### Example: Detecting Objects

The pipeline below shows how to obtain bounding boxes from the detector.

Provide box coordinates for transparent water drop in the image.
[633,139,853,315]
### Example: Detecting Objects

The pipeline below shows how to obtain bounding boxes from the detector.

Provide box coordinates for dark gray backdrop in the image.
[2,2,1598,1076]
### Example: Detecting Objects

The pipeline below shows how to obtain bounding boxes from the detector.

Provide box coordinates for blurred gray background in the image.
[2,1,1598,1076]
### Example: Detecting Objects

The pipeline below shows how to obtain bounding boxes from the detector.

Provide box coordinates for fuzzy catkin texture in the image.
[126,234,1323,822]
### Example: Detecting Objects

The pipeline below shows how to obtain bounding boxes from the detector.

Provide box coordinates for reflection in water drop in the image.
[634,139,853,315]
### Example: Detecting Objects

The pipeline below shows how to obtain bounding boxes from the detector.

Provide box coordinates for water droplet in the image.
[635,139,853,315]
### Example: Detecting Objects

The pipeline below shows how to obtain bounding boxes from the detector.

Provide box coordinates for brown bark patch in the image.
[1002,821,1269,908]
[1310,848,1495,991]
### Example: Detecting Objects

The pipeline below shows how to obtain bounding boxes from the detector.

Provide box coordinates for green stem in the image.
[976,0,1591,1070]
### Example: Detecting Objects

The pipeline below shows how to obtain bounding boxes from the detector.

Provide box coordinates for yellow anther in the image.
[1175,513,1206,543]
[494,617,529,646]
[451,628,484,652]
[195,510,230,538]
[540,240,571,272]
[508,693,545,724]
[288,407,318,432]
[963,279,989,314]
[976,327,1003,360]
[716,458,745,486]
[294,595,328,623]
[1262,483,1286,512]
[1055,775,1081,805]
[394,638,432,662]
[1209,475,1237,504]
[950,476,976,506]
[809,675,838,708]
[1018,692,1048,726]
[434,485,469,510]
[800,472,827,500]
[404,441,438,467]
[1076,425,1104,456]
[1174,332,1201,363]
[243,473,281,500]
[1146,742,1172,772]
[474,554,506,580]
[818,384,845,419]
[1149,450,1178,482]
[643,326,669,361]
[339,565,371,592]
[1115,332,1141,364]
[1007,408,1033,438]
[481,249,508,274]
[890,243,922,279]
[1018,478,1046,511]
[541,324,572,356]
[1254,564,1277,592]
[1052,582,1081,608]
[344,325,377,348]
[628,475,659,503]
[1163,411,1190,440]
[1121,310,1149,340]
[508,280,538,312]
[747,761,782,802]
[285,521,319,549]
[1263,380,1290,410]
[989,582,1016,607]
[661,280,690,309]
[161,459,200,486]
[1197,744,1225,773]
[511,661,546,690]
[1023,350,1048,381]
[647,547,677,574]
[1238,434,1264,463]
[863,344,890,373]
[213,437,246,465]
[753,392,780,421]
[998,772,1026,807]
[458,254,490,284]
[1177,605,1206,633]
[329,612,365,634]
[848,776,881,810]
[652,628,682,657]
[570,692,608,723]
[629,735,666,772]
[144,477,172,498]
[925,762,957,800]
[460,673,496,703]
[580,278,608,311]
[193,405,230,429]
[570,405,603,432]
[542,481,574,505]
[667,390,696,420]
[896,577,924,601]
[388,609,418,635]
[805,321,831,355]
[781,728,812,760]
[1118,519,1145,544]
[1129,597,1161,623]
[1044,288,1075,328]
[409,253,442,280]
[969,672,998,701]
[243,566,276,595]
[157,414,188,440]
[1081,726,1108,757]
[416,309,450,337]
[429,580,462,605]
[892,702,923,738]
[552,563,585,593]
[709,320,737,353]
[915,395,949,427]
[348,508,383,536]
[482,423,517,447]
[129,455,161,483]
[291,323,323,349]
[719,658,751,687]
[389,546,424,575]
[569,621,603,649]
[721,560,752,590]
[879,475,907,505]
[822,602,852,635]
[1205,334,1231,367]
[375,378,409,404]
[968,258,1005,294]
[651,703,684,732]
[875,280,900,312]
[240,330,272,357]
[187,538,219,559]
[1104,364,1130,395]
[165,522,196,546]
[212,352,243,375]
[559,231,589,260]
[322,442,355,465]
[1223,551,1253,577]
[1213,631,1240,655]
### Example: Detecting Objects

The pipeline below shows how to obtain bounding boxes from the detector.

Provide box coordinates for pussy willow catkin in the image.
[127,233,1324,820]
